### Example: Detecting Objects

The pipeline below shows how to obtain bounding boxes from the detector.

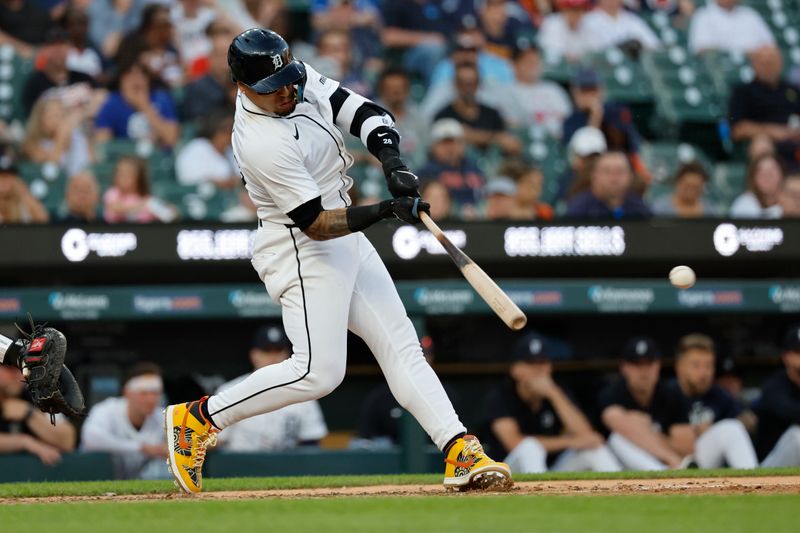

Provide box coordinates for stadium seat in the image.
[590,49,654,105]
[17,161,68,212]
[0,45,33,123]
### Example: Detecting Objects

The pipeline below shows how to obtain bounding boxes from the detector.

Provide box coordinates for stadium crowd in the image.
[0,0,799,224]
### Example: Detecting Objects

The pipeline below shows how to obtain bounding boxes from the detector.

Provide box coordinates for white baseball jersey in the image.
[80,397,166,479]
[215,374,328,451]
[232,63,365,225]
[207,62,467,452]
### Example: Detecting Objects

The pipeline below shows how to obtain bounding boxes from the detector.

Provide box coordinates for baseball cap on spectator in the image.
[252,325,291,351]
[783,324,800,352]
[512,332,551,363]
[430,119,465,143]
[572,67,601,90]
[568,126,607,160]
[717,356,740,378]
[486,176,517,197]
[622,336,661,362]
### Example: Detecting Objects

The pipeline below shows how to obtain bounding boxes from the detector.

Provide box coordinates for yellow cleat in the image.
[443,434,513,491]
[164,397,218,494]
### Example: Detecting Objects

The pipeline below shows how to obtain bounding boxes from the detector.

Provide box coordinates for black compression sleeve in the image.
[287,196,323,230]
[346,200,394,232]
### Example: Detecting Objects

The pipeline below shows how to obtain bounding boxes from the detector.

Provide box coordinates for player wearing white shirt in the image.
[81,363,167,479]
[538,0,593,62]
[688,0,775,55]
[582,0,661,52]
[164,28,512,494]
[215,326,328,452]
[175,110,239,188]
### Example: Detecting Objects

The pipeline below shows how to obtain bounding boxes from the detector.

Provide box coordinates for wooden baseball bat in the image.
[419,212,527,331]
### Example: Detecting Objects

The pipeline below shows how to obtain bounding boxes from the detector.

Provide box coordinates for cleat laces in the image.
[192,429,218,469]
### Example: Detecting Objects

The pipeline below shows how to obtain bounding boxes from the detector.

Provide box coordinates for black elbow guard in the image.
[287,196,323,230]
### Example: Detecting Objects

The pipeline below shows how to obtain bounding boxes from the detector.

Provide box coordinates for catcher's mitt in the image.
[15,318,85,424]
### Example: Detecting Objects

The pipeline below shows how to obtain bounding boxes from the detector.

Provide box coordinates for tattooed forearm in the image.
[303,208,352,241]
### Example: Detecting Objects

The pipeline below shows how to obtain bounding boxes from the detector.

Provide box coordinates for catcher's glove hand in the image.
[15,317,85,424]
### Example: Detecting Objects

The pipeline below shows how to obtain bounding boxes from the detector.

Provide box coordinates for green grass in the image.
[2,495,798,533]
[0,467,797,498]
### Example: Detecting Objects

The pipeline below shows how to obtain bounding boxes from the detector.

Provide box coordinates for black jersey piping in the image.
[209,227,312,417]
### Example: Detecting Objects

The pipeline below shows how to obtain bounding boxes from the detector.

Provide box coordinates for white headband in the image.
[125,375,163,393]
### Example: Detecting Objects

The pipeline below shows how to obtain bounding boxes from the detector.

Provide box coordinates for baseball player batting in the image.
[164,28,512,494]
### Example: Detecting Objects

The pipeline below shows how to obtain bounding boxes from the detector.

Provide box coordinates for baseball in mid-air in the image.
[669,265,696,289]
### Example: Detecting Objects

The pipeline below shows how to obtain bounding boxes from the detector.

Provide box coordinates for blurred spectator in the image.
[484,176,517,220]
[729,154,784,219]
[0,154,49,223]
[22,28,98,117]
[59,170,100,223]
[563,67,648,180]
[220,186,257,223]
[103,155,176,223]
[780,173,800,218]
[0,364,76,465]
[424,26,514,114]
[375,67,427,168]
[22,97,92,177]
[670,333,758,468]
[95,59,180,148]
[487,44,572,137]
[566,151,651,219]
[310,0,382,74]
[484,332,621,473]
[688,0,774,55]
[754,325,800,466]
[117,4,182,88]
[420,180,452,221]
[715,356,743,401]
[88,0,147,59]
[537,0,592,63]
[63,7,104,80]
[501,160,555,220]
[181,25,237,120]
[555,125,607,203]
[434,62,521,155]
[217,0,289,36]
[651,162,717,217]
[747,133,776,163]
[516,0,553,27]
[596,336,688,470]
[381,0,470,84]
[176,109,238,188]
[314,29,371,98]
[418,119,486,216]
[478,0,534,61]
[171,0,217,69]
[216,325,328,451]
[514,166,555,220]
[582,0,661,53]
[729,46,800,170]
[0,0,51,57]
[81,362,168,479]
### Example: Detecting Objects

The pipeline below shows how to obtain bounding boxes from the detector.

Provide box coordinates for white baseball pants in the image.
[607,432,667,471]
[207,227,466,450]
[504,437,623,473]
[761,425,800,467]
[694,419,758,469]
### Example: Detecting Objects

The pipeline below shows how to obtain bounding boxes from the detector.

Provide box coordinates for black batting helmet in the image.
[228,28,307,100]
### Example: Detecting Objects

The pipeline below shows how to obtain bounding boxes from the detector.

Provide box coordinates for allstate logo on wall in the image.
[587,285,654,312]
[769,285,800,312]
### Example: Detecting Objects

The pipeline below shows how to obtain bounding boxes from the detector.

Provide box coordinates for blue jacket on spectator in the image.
[566,190,652,219]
